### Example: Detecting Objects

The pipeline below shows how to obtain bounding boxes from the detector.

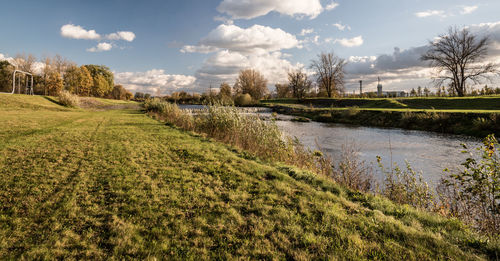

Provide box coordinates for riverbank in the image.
[1,93,498,259]
[263,102,500,138]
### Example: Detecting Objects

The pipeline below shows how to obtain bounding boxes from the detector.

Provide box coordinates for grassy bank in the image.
[0,94,498,259]
[263,102,500,138]
[263,96,500,111]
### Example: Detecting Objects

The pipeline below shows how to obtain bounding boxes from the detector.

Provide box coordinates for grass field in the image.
[0,94,498,259]
[262,96,500,112]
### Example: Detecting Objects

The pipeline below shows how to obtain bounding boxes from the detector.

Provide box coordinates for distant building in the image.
[377,77,383,96]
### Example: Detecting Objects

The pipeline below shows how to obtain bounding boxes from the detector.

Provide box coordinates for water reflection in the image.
[275,119,481,186]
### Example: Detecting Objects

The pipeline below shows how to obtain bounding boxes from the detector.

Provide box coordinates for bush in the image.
[438,134,500,235]
[144,99,329,174]
[58,90,79,108]
[330,144,373,192]
[234,93,253,106]
[377,157,434,210]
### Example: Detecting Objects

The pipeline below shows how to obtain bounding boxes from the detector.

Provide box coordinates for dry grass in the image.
[57,90,79,107]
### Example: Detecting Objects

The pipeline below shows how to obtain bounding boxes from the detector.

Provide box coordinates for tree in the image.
[134,92,145,100]
[0,60,14,92]
[84,65,114,97]
[219,82,232,98]
[287,70,312,99]
[46,71,63,96]
[233,69,268,100]
[310,52,346,98]
[13,53,36,73]
[275,83,290,98]
[92,74,111,97]
[63,65,81,94]
[421,27,497,97]
[110,85,129,100]
[417,86,422,97]
[410,88,417,97]
[423,87,430,97]
[78,66,93,96]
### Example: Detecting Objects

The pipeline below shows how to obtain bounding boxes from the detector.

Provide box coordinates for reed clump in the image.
[58,90,79,108]
[144,99,325,173]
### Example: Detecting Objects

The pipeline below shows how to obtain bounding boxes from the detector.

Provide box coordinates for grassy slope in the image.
[263,96,500,112]
[0,94,497,260]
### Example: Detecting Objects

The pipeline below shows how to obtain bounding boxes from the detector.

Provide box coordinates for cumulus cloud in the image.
[87,42,113,52]
[415,10,446,18]
[216,0,324,20]
[106,31,136,42]
[115,69,196,95]
[60,24,135,52]
[181,45,220,54]
[300,28,315,36]
[180,23,305,90]
[332,22,351,31]
[460,5,478,15]
[334,36,364,47]
[194,50,304,89]
[60,24,101,40]
[325,2,339,11]
[183,24,301,54]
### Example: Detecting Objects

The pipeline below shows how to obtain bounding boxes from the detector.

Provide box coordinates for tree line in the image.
[0,53,132,100]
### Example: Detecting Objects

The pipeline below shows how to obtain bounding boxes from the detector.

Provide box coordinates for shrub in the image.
[234,93,253,106]
[330,144,373,192]
[58,90,79,108]
[438,134,500,235]
[377,156,434,210]
[143,99,329,174]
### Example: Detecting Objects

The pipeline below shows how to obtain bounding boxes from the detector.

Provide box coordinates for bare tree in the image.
[13,53,36,73]
[287,69,312,99]
[421,27,497,97]
[310,52,346,98]
[233,69,268,100]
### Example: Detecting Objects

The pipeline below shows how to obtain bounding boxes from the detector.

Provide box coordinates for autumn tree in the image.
[46,71,63,96]
[0,60,14,92]
[110,85,130,100]
[275,83,290,98]
[287,70,312,99]
[421,27,497,97]
[234,69,268,100]
[13,53,36,73]
[310,52,346,98]
[78,66,93,96]
[84,65,114,97]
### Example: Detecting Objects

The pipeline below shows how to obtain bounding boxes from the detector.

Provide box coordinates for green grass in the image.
[263,96,500,112]
[0,93,498,259]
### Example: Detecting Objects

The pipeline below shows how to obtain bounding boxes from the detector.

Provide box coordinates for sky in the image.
[1,0,500,95]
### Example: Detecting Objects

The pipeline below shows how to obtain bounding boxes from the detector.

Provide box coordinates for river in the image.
[179,105,482,186]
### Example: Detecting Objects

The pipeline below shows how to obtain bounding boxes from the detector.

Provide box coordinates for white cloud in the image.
[181,45,220,54]
[300,28,315,36]
[183,24,301,54]
[106,31,136,42]
[332,22,351,31]
[194,50,304,89]
[87,42,113,52]
[415,10,446,18]
[216,0,324,20]
[60,24,101,40]
[460,5,478,15]
[334,36,364,47]
[325,2,339,11]
[115,69,196,95]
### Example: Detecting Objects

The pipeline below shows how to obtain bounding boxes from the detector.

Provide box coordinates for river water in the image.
[179,105,482,186]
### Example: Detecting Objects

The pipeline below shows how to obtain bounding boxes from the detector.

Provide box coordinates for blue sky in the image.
[1,0,500,94]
